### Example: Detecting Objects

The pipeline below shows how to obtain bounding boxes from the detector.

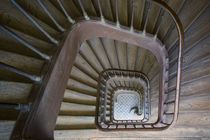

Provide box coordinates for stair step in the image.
[168,5,210,60]
[63,89,96,105]
[0,0,59,43]
[146,3,161,34]
[142,50,156,74]
[55,116,95,130]
[166,0,209,51]
[159,0,184,40]
[164,111,210,127]
[166,94,210,113]
[74,53,99,80]
[127,44,138,70]
[0,121,15,140]
[167,74,210,100]
[169,57,210,87]
[0,28,53,60]
[152,74,210,101]
[20,0,68,29]
[115,41,127,69]
[54,126,210,139]
[0,81,32,104]
[135,48,147,71]
[101,38,119,69]
[169,36,210,75]
[87,38,111,69]
[56,111,210,131]
[151,55,210,96]
[59,102,95,116]
[0,50,44,75]
[66,79,97,97]
[147,61,160,80]
[79,41,104,73]
[70,66,97,87]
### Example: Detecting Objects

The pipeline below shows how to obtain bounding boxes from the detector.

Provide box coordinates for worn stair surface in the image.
[0,0,209,140]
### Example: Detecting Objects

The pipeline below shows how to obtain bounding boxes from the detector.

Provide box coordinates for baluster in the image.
[78,0,90,20]
[0,62,41,82]
[57,0,75,24]
[37,0,65,32]
[143,0,152,34]
[128,80,131,88]
[0,25,50,60]
[154,9,164,38]
[97,0,105,22]
[0,103,30,111]
[124,81,127,87]
[163,22,176,43]
[115,0,120,27]
[10,0,59,45]
[130,0,135,32]
[154,0,169,38]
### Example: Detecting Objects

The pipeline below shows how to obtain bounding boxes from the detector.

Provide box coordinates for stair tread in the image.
[115,41,127,69]
[169,57,210,87]
[66,78,97,97]
[0,81,32,104]
[0,50,44,75]
[56,110,210,129]
[70,66,97,86]
[169,36,210,75]
[166,93,210,113]
[101,38,119,69]
[55,116,95,130]
[63,89,96,105]
[159,0,184,40]
[166,0,209,51]
[167,5,210,60]
[74,53,99,80]
[56,116,94,124]
[79,41,104,73]
[117,0,128,26]
[59,102,95,116]
[87,38,111,69]
[127,44,138,70]
[0,121,15,140]
[0,0,59,42]
[54,126,210,139]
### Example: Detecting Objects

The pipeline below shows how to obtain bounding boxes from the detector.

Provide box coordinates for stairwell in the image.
[0,0,210,139]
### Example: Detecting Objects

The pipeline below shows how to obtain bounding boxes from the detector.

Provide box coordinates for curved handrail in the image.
[150,0,184,128]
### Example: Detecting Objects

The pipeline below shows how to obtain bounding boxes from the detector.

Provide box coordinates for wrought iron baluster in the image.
[0,103,30,111]
[0,25,50,60]
[0,62,41,82]
[130,0,135,32]
[115,0,120,27]
[37,0,65,32]
[10,0,59,45]
[97,0,105,22]
[78,0,90,20]
[143,0,152,34]
[57,0,75,24]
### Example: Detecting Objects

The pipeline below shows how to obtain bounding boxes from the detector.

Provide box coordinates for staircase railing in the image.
[0,0,183,139]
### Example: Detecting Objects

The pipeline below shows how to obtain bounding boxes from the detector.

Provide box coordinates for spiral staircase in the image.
[0,0,210,139]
